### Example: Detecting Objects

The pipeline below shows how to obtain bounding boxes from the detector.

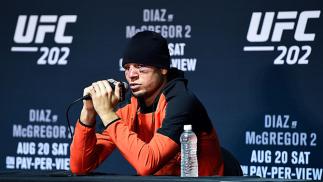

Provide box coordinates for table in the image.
[0,171,303,182]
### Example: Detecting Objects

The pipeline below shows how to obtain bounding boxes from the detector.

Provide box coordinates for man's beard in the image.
[132,91,144,98]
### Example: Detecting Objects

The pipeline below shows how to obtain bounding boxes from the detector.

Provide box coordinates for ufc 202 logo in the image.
[244,10,320,65]
[11,15,77,65]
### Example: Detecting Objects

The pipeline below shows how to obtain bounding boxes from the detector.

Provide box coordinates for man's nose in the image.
[128,67,139,78]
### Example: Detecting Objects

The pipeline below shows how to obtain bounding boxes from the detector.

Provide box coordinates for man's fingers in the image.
[97,80,110,95]
[102,80,113,95]
[92,82,101,97]
[83,86,93,97]
[89,80,121,102]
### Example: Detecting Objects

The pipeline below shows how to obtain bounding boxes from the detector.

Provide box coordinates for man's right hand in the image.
[80,86,97,126]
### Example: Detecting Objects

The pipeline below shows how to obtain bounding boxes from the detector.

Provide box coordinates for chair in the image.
[221,147,243,176]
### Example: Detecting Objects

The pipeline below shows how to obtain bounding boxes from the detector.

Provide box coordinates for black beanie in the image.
[122,31,170,69]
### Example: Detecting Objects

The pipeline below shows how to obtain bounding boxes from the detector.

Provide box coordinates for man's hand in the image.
[79,86,97,126]
[88,80,121,126]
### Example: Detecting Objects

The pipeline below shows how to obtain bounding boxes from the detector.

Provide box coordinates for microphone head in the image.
[118,81,128,102]
[122,82,129,90]
[107,79,128,102]
[107,79,128,90]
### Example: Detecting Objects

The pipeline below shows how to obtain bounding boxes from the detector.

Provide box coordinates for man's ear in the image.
[161,68,168,75]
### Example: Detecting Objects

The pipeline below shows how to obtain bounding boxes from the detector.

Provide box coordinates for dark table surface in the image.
[0,171,309,182]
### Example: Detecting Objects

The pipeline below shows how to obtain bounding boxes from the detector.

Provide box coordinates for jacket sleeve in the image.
[105,120,179,176]
[70,120,116,174]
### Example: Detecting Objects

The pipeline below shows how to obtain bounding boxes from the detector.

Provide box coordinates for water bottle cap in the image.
[183,125,192,131]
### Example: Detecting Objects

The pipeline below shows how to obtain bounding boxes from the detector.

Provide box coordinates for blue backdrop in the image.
[1,0,322,180]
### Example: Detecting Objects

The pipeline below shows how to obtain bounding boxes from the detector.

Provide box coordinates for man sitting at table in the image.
[70,31,224,176]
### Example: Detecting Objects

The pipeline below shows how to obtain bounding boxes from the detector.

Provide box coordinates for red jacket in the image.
[70,68,224,176]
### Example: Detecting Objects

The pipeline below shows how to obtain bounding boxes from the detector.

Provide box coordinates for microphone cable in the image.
[65,96,84,140]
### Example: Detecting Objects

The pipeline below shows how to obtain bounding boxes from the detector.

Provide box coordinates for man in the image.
[70,31,224,176]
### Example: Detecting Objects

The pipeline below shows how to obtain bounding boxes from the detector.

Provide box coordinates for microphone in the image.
[82,79,128,101]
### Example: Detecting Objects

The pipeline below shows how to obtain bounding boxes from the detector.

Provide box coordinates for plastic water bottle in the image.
[180,124,198,177]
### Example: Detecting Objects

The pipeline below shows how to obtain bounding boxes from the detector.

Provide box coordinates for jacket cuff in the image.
[104,118,121,129]
[78,118,96,128]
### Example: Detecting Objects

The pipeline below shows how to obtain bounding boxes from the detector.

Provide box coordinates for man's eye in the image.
[136,64,144,69]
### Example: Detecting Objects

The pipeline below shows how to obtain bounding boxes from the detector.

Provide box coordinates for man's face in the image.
[124,63,166,99]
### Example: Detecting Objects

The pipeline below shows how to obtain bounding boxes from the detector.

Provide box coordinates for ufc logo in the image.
[247,10,320,42]
[13,15,77,44]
